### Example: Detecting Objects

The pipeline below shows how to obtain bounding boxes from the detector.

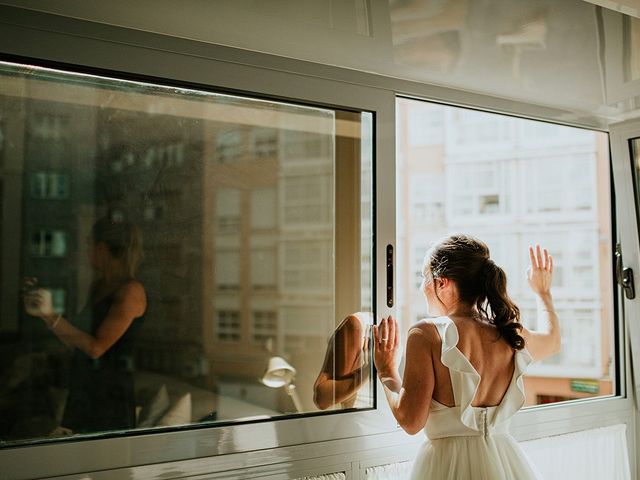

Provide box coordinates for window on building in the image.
[215,250,240,290]
[216,189,242,234]
[252,310,277,344]
[30,229,67,257]
[251,249,277,290]
[283,175,331,225]
[30,113,65,140]
[251,128,278,158]
[282,241,332,292]
[216,129,243,163]
[397,97,614,408]
[215,310,241,342]
[250,188,277,229]
[30,172,69,199]
[48,288,67,314]
[283,130,332,162]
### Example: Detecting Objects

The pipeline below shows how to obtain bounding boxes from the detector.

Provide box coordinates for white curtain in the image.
[360,425,630,480]
[294,473,346,480]
[364,461,413,479]
[520,424,631,480]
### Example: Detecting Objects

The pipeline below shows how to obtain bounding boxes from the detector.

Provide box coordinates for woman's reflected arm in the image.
[26,280,146,359]
[313,314,370,410]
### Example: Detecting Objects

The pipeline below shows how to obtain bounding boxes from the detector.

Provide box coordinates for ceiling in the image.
[1,0,640,128]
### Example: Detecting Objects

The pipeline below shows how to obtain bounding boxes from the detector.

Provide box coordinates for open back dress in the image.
[409,316,541,480]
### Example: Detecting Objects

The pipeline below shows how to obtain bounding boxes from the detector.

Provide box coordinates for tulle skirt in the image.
[409,434,541,480]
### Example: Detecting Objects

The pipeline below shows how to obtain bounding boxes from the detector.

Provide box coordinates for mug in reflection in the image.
[23,278,55,318]
[313,312,373,410]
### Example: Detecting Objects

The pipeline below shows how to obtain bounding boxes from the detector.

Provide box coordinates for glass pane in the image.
[0,61,373,445]
[624,16,640,83]
[397,98,615,407]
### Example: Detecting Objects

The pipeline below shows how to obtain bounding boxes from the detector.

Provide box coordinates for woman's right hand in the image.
[24,288,55,318]
[527,245,553,296]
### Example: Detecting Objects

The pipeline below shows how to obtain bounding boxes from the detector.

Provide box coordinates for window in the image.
[252,310,277,344]
[397,98,614,408]
[215,250,240,290]
[30,172,69,199]
[283,175,332,225]
[0,60,373,449]
[1,12,634,479]
[215,310,241,342]
[216,129,243,163]
[30,229,67,257]
[49,288,67,314]
[216,189,242,234]
[30,113,65,140]
[251,249,276,290]
[448,161,512,219]
[282,241,332,292]
[251,128,278,158]
[250,188,277,229]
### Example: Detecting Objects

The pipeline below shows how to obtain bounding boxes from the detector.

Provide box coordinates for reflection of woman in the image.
[24,217,146,434]
[313,312,372,410]
[374,235,558,479]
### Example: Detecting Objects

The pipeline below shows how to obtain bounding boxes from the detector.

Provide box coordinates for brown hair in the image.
[91,217,143,278]
[424,234,525,350]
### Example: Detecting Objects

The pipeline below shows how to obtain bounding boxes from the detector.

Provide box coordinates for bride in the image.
[374,234,558,479]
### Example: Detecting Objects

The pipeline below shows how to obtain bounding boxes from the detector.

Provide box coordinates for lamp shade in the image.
[261,356,296,388]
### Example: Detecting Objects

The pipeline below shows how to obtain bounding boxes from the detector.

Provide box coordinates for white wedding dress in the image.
[409,316,542,480]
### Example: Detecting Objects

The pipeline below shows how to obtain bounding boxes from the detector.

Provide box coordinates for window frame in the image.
[395,94,632,441]
[0,13,396,479]
[0,6,635,479]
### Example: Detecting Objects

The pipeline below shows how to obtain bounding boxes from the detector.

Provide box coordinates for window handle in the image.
[616,244,635,300]
[386,244,394,307]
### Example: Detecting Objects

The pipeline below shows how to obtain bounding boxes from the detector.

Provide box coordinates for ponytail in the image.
[425,234,525,351]
[479,260,525,350]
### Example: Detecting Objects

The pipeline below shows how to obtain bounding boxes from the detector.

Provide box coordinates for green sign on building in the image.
[570,379,600,394]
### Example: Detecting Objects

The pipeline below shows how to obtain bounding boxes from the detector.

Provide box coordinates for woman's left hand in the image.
[373,316,400,378]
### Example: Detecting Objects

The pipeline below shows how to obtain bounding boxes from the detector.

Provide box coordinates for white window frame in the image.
[0,6,635,479]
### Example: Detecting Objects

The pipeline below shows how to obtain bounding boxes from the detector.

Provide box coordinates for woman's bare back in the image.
[425,315,516,408]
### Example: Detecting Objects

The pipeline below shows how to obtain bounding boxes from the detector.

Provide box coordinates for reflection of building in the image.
[397,99,614,405]
[8,92,100,342]
[1,70,372,428]
[96,107,205,378]
[204,114,338,412]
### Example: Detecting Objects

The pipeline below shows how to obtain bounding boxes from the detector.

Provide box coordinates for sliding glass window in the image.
[396,97,615,407]
[0,61,374,446]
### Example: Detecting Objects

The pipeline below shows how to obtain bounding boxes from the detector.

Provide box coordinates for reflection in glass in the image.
[623,15,640,83]
[397,98,614,407]
[0,61,373,445]
[313,312,373,410]
[389,0,469,72]
[632,138,640,239]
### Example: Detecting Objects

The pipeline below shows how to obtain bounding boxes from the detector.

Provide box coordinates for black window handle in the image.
[386,244,394,307]
[616,244,635,300]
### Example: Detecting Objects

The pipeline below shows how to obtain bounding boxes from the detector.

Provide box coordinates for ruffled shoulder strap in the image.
[431,316,482,431]
[493,346,534,424]
[431,317,534,429]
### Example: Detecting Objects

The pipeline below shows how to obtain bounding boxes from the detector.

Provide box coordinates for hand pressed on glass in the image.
[520,244,560,362]
[313,312,373,410]
[373,315,401,391]
[527,244,553,296]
